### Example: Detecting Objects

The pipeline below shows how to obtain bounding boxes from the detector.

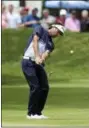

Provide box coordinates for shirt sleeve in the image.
[45,38,54,53]
[64,18,70,30]
[33,26,42,38]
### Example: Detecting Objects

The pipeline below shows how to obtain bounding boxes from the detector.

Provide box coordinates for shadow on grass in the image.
[2,86,89,110]
[2,74,71,85]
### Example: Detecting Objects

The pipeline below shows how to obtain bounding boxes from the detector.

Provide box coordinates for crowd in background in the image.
[2,3,89,32]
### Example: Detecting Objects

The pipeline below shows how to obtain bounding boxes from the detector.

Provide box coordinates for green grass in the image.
[2,83,89,126]
[2,29,89,126]
[2,30,89,85]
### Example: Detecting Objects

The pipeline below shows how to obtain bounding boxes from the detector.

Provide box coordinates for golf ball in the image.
[70,50,74,54]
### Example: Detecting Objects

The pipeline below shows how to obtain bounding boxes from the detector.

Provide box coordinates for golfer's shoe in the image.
[27,114,42,119]
[40,115,48,119]
[27,114,48,119]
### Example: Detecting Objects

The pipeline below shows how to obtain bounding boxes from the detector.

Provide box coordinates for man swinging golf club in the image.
[21,24,65,119]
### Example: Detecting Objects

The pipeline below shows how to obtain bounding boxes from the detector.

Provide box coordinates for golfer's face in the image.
[50,27,59,37]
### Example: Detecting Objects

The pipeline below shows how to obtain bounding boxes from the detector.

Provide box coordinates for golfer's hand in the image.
[35,56,42,64]
[41,51,50,62]
[41,53,46,62]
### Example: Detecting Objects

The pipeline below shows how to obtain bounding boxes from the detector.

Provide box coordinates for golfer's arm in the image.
[32,35,39,57]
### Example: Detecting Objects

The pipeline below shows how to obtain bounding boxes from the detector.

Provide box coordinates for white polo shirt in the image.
[7,12,21,28]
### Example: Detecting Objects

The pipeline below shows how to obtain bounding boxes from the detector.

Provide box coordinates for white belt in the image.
[23,56,35,61]
[23,56,29,59]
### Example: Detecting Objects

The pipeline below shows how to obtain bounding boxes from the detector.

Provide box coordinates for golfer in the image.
[22,24,65,119]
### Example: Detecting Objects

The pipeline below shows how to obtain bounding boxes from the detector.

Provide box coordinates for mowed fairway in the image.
[2,82,89,126]
[2,30,89,127]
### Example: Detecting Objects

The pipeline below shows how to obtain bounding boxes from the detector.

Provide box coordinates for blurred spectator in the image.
[1,4,8,29]
[25,8,40,28]
[41,9,56,30]
[20,7,24,17]
[7,4,21,29]
[56,9,67,25]
[24,7,29,15]
[81,10,89,32]
[65,10,80,32]
[20,7,29,23]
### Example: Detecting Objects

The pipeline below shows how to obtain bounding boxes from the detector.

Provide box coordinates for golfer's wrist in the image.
[35,55,40,58]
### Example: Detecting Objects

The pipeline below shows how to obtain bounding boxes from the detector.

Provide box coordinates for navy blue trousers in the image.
[22,59,49,115]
